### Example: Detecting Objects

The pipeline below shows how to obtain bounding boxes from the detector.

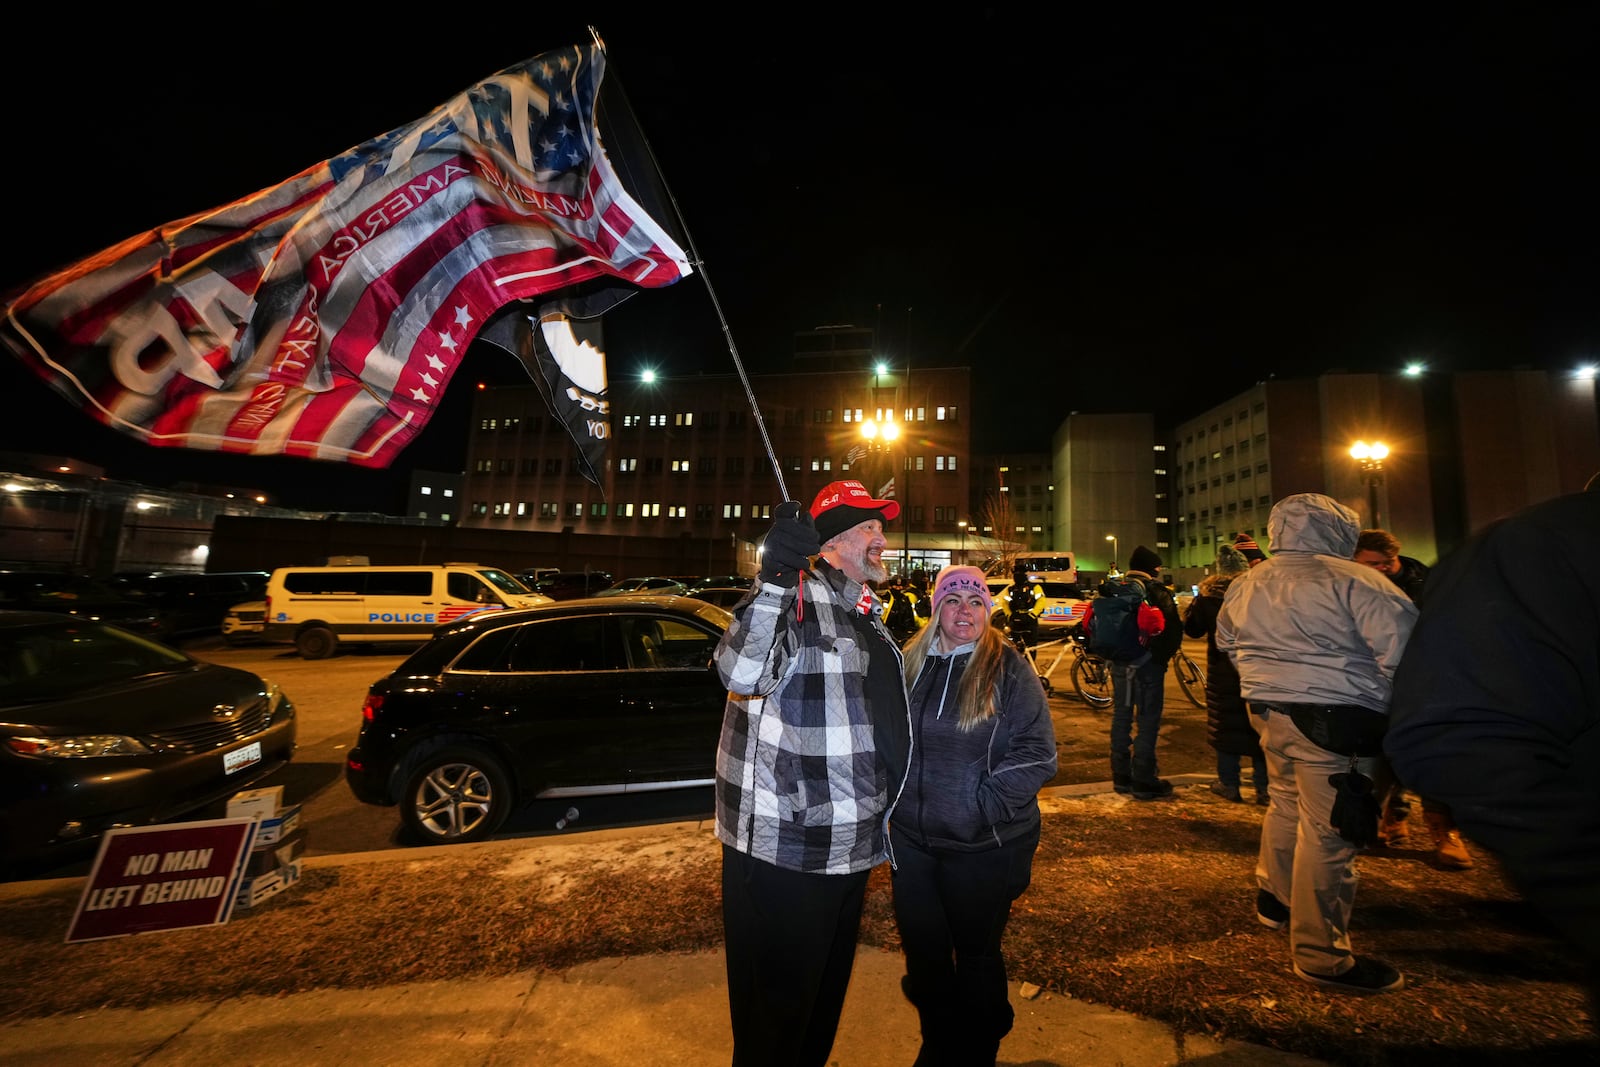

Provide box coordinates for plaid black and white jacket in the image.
[712,559,910,875]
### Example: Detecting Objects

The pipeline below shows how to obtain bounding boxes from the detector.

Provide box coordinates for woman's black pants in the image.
[889,824,1040,1065]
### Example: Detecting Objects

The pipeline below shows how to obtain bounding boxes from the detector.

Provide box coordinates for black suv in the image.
[529,570,614,601]
[345,594,729,845]
[113,571,270,642]
[0,571,162,637]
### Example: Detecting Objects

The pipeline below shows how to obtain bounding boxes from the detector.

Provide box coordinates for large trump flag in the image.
[0,42,691,469]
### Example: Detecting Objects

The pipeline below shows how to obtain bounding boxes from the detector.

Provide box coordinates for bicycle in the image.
[1067,627,1204,711]
[1172,647,1206,708]
[1067,625,1113,709]
[1003,616,1078,697]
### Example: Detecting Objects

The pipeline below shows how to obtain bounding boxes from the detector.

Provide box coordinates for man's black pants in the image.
[721,844,871,1067]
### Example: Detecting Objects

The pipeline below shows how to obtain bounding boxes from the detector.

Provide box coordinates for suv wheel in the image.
[295,625,339,660]
[401,745,513,844]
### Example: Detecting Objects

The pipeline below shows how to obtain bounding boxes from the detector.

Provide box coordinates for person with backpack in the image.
[1082,545,1183,800]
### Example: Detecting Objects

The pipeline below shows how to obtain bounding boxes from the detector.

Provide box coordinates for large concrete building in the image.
[1165,369,1599,583]
[457,354,976,578]
[455,357,1598,587]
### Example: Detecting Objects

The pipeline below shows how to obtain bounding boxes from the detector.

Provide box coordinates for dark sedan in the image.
[345,595,731,846]
[0,611,297,874]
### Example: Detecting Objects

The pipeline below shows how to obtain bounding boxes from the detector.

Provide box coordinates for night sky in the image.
[3,9,1596,510]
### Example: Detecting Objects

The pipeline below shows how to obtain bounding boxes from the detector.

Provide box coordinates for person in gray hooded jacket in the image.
[890,564,1058,1065]
[1216,493,1418,996]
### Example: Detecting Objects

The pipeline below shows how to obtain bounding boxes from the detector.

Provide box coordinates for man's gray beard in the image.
[864,557,888,584]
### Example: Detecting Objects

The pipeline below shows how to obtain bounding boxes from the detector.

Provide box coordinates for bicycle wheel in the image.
[1072,654,1114,709]
[1175,651,1206,708]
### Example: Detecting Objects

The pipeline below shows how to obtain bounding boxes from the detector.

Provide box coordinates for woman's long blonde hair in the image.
[900,607,1008,731]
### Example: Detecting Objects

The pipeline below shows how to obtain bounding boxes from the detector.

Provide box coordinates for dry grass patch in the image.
[1,792,1594,1065]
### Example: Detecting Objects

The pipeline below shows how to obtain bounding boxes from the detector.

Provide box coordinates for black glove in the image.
[760,501,819,587]
[1329,767,1380,846]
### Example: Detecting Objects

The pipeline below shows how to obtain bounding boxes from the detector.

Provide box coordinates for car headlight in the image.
[6,734,154,758]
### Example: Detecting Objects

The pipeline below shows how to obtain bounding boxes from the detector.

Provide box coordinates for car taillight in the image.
[362,693,384,722]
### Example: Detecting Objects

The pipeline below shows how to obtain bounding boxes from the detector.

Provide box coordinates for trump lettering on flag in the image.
[0,42,691,469]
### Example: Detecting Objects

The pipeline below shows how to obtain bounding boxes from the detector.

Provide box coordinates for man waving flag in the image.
[0,41,691,469]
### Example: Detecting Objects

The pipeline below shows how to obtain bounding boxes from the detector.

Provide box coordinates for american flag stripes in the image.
[0,44,690,468]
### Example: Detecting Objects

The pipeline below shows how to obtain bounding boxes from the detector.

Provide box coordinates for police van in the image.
[263,562,553,659]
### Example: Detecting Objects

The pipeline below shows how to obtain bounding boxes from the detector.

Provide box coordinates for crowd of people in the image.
[711,476,1598,1063]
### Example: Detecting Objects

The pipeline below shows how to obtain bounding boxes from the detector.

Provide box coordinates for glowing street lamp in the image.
[1349,440,1390,527]
[860,417,907,573]
[1105,533,1118,574]
[958,519,968,563]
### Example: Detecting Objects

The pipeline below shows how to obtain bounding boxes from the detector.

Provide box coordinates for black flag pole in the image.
[591,25,793,504]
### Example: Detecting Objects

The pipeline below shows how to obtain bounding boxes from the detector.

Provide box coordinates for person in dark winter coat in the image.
[1386,484,1600,1026]
[891,564,1058,1066]
[1354,528,1474,870]
[1183,544,1268,804]
[1353,529,1429,603]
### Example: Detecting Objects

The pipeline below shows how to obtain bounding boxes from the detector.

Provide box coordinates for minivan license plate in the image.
[224,742,262,775]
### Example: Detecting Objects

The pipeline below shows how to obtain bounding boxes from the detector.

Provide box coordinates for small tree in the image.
[975,489,1024,577]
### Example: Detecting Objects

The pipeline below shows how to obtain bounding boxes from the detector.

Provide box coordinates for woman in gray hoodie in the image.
[890,564,1058,1065]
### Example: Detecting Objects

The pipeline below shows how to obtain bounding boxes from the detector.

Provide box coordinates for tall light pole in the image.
[1349,440,1389,528]
[958,519,968,563]
[1105,533,1118,575]
[861,416,906,574]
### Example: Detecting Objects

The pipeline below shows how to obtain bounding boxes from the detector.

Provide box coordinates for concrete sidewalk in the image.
[0,924,1324,1067]
[0,810,1332,1067]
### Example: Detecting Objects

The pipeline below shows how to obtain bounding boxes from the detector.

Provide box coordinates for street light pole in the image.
[861,417,907,575]
[1349,440,1389,528]
[1105,533,1118,575]
[958,520,968,563]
